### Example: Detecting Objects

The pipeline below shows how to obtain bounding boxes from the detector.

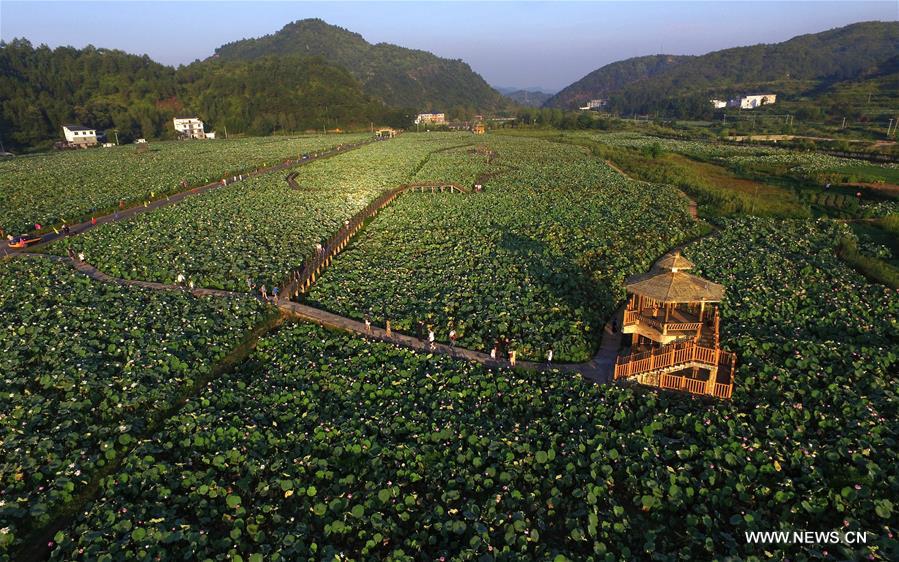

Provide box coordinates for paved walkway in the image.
[2,137,379,255]
[11,252,622,381]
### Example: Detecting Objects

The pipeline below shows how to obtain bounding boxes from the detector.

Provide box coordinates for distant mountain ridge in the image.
[213,19,504,111]
[546,21,899,112]
[504,89,554,107]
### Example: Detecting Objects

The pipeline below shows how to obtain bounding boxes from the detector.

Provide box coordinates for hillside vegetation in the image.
[213,19,503,112]
[547,21,899,119]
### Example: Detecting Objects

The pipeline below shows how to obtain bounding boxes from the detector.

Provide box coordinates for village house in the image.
[578,99,608,110]
[414,113,446,125]
[728,94,776,109]
[709,99,728,109]
[173,116,207,139]
[62,125,98,146]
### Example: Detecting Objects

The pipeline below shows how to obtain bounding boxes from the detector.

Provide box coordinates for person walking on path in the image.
[272,286,280,302]
[428,328,436,351]
[176,273,185,286]
[67,247,76,261]
[188,280,195,290]
[490,346,497,360]
[62,224,70,237]
[365,315,372,334]
[386,320,392,337]
[509,350,517,367]
[77,252,85,262]
[547,349,553,363]
[260,284,268,300]
[416,321,425,341]
[449,328,457,349]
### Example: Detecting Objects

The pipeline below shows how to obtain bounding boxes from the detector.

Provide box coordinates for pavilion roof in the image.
[654,251,694,271]
[625,269,724,303]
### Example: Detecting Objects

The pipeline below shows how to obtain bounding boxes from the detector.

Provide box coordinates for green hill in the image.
[0,39,405,151]
[546,21,899,116]
[213,18,504,111]
[543,55,689,109]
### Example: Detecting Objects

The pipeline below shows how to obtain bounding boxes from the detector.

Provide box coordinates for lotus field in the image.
[309,137,698,361]
[50,134,474,292]
[4,132,897,561]
[48,229,898,562]
[0,258,269,556]
[0,134,371,235]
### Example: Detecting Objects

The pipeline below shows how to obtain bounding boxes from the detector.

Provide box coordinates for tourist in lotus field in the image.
[77,252,85,262]
[386,320,392,337]
[176,273,185,286]
[67,248,76,261]
[509,350,517,366]
[428,328,436,350]
[260,284,267,300]
[188,280,195,290]
[62,224,70,237]
[416,320,425,341]
[365,315,372,333]
[449,328,457,348]
[547,349,553,363]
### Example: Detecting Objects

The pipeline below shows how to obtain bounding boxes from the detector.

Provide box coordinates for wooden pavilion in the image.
[614,252,736,399]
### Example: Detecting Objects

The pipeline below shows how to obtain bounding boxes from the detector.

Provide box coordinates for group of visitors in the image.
[245,278,281,302]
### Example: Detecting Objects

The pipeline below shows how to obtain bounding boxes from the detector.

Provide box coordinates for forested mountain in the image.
[503,89,554,107]
[543,55,688,109]
[0,39,179,149]
[547,21,899,116]
[0,37,414,151]
[213,19,504,111]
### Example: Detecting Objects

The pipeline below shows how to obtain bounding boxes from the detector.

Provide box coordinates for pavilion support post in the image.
[706,366,719,395]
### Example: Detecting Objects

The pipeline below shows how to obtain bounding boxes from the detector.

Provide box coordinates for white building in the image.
[579,99,608,110]
[728,94,776,109]
[173,116,207,139]
[709,99,728,109]
[414,113,446,125]
[62,125,97,146]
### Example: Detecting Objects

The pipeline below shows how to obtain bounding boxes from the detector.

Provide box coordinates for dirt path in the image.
[2,137,380,255]
[604,159,699,220]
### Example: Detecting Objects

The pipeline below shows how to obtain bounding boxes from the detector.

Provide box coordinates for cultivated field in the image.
[2,132,896,562]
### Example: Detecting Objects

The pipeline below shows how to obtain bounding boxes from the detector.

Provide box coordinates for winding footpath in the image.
[2,136,381,255]
[8,151,705,384]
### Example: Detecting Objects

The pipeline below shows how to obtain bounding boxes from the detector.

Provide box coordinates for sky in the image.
[1,1,896,91]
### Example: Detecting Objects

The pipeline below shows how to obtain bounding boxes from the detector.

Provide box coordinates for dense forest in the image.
[0,39,411,151]
[213,19,504,112]
[546,21,899,118]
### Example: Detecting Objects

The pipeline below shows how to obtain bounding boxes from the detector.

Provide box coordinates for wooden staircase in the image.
[613,340,736,399]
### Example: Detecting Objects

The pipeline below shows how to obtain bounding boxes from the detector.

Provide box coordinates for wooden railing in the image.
[613,341,735,379]
[279,181,470,299]
[622,309,702,334]
[614,340,736,399]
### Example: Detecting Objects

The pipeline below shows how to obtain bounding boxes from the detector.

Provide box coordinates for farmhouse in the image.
[728,94,776,109]
[613,252,736,399]
[414,113,446,125]
[578,99,607,110]
[173,116,207,139]
[62,125,98,146]
[709,99,727,109]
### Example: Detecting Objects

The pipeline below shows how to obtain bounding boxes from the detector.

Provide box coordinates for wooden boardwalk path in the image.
[2,136,380,255]
[12,252,621,382]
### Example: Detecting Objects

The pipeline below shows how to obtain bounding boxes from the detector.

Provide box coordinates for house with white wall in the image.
[728,94,776,109]
[173,116,207,139]
[414,113,446,125]
[62,125,98,146]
